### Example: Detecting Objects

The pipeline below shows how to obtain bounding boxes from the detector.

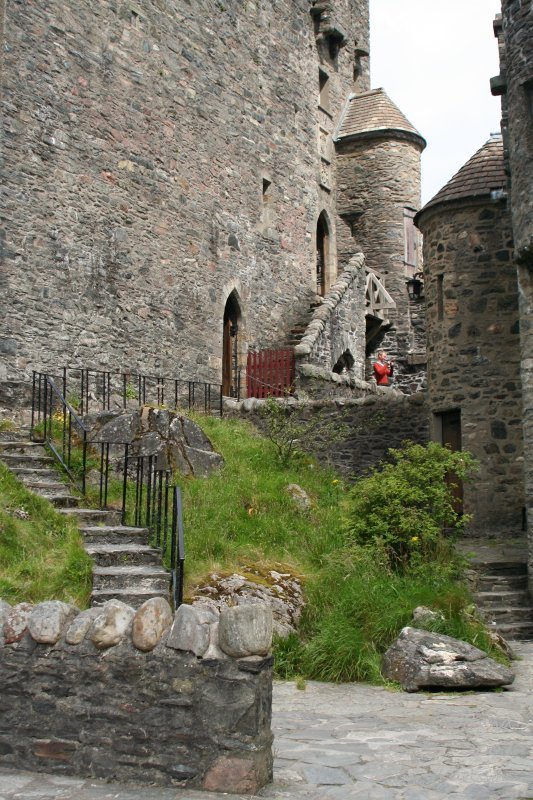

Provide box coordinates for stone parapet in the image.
[295,252,367,378]
[0,598,273,793]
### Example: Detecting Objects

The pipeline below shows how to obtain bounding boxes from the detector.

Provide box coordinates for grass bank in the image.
[1,414,500,682]
[0,461,92,607]
[181,416,500,682]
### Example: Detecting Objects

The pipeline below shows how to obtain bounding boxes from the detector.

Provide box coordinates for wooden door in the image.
[440,410,463,515]
[222,313,232,396]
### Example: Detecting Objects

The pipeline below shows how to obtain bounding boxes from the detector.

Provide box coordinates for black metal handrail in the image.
[53,366,223,416]
[30,371,185,608]
[121,445,185,609]
[31,372,90,494]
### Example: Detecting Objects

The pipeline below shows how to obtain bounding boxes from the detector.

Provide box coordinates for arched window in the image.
[222,292,241,397]
[316,212,331,296]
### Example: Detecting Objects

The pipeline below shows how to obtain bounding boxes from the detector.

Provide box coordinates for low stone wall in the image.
[0,598,273,793]
[295,362,374,401]
[234,390,430,478]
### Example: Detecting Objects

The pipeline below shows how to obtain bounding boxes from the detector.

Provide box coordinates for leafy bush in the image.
[345,441,477,570]
[258,397,348,466]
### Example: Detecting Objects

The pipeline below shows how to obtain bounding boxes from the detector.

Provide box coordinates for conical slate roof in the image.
[419,134,506,217]
[335,88,426,148]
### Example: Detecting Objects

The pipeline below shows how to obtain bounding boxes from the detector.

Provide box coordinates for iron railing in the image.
[122,446,185,609]
[47,366,223,416]
[31,371,90,494]
[30,372,185,608]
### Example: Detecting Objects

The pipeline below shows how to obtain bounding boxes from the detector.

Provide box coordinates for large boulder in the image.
[382,626,515,692]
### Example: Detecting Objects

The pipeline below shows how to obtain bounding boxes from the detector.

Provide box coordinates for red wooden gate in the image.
[246,348,295,398]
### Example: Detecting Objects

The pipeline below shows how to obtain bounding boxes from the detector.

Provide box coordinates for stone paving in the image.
[1,642,533,800]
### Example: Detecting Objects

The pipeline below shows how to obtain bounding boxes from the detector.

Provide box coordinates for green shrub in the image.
[258,397,348,466]
[345,441,477,570]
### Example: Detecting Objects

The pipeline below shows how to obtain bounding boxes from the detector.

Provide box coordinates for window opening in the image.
[319,69,330,113]
[403,207,417,268]
[437,274,444,321]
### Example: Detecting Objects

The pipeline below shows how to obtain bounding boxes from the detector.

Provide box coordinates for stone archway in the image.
[316,211,331,296]
[222,291,241,397]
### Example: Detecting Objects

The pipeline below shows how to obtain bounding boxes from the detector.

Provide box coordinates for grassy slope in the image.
[181,416,503,682]
[0,461,92,607]
[182,415,345,583]
[0,415,502,683]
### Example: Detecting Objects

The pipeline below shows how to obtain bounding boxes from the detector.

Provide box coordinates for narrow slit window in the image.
[319,69,330,113]
[403,207,417,268]
[437,274,444,321]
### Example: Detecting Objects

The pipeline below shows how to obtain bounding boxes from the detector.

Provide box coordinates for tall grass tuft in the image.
[0,462,92,607]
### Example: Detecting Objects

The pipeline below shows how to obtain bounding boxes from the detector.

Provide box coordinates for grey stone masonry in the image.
[417,195,524,534]
[0,0,369,384]
[295,252,366,379]
[0,599,273,794]
[238,390,429,478]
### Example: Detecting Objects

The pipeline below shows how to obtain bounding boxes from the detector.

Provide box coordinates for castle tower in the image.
[334,88,426,391]
[415,135,524,534]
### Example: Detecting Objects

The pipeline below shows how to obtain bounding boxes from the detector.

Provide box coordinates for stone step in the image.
[476,575,528,591]
[480,606,533,623]
[12,467,63,481]
[22,479,69,491]
[0,440,46,451]
[90,587,170,608]
[85,543,162,568]
[80,525,150,546]
[474,561,528,577]
[58,507,122,526]
[496,621,533,640]
[92,565,169,592]
[37,492,79,508]
[0,453,55,469]
[475,590,532,608]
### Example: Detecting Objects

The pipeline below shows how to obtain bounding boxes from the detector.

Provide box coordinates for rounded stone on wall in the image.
[218,604,273,658]
[132,597,173,651]
[27,601,79,645]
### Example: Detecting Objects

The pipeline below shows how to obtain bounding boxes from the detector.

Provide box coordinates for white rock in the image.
[65,607,102,645]
[218,604,273,658]
[28,601,79,644]
[132,597,173,651]
[166,604,216,656]
[3,602,34,644]
[89,600,135,649]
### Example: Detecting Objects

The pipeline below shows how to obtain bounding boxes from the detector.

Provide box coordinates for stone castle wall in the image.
[0,598,273,793]
[498,0,533,587]
[419,199,524,532]
[501,0,533,268]
[0,0,369,384]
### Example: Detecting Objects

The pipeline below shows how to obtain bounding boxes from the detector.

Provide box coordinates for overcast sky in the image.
[369,0,503,205]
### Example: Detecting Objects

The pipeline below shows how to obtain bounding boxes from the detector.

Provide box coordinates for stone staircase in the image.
[460,538,533,641]
[287,300,322,346]
[0,430,170,608]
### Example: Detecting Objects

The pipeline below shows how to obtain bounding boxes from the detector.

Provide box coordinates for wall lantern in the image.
[406,272,424,301]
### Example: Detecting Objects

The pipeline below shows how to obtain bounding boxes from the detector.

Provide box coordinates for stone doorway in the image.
[222,292,241,397]
[438,409,464,515]
[316,212,329,296]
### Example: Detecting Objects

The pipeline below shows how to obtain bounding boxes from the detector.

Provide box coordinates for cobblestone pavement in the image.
[1,642,532,800]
